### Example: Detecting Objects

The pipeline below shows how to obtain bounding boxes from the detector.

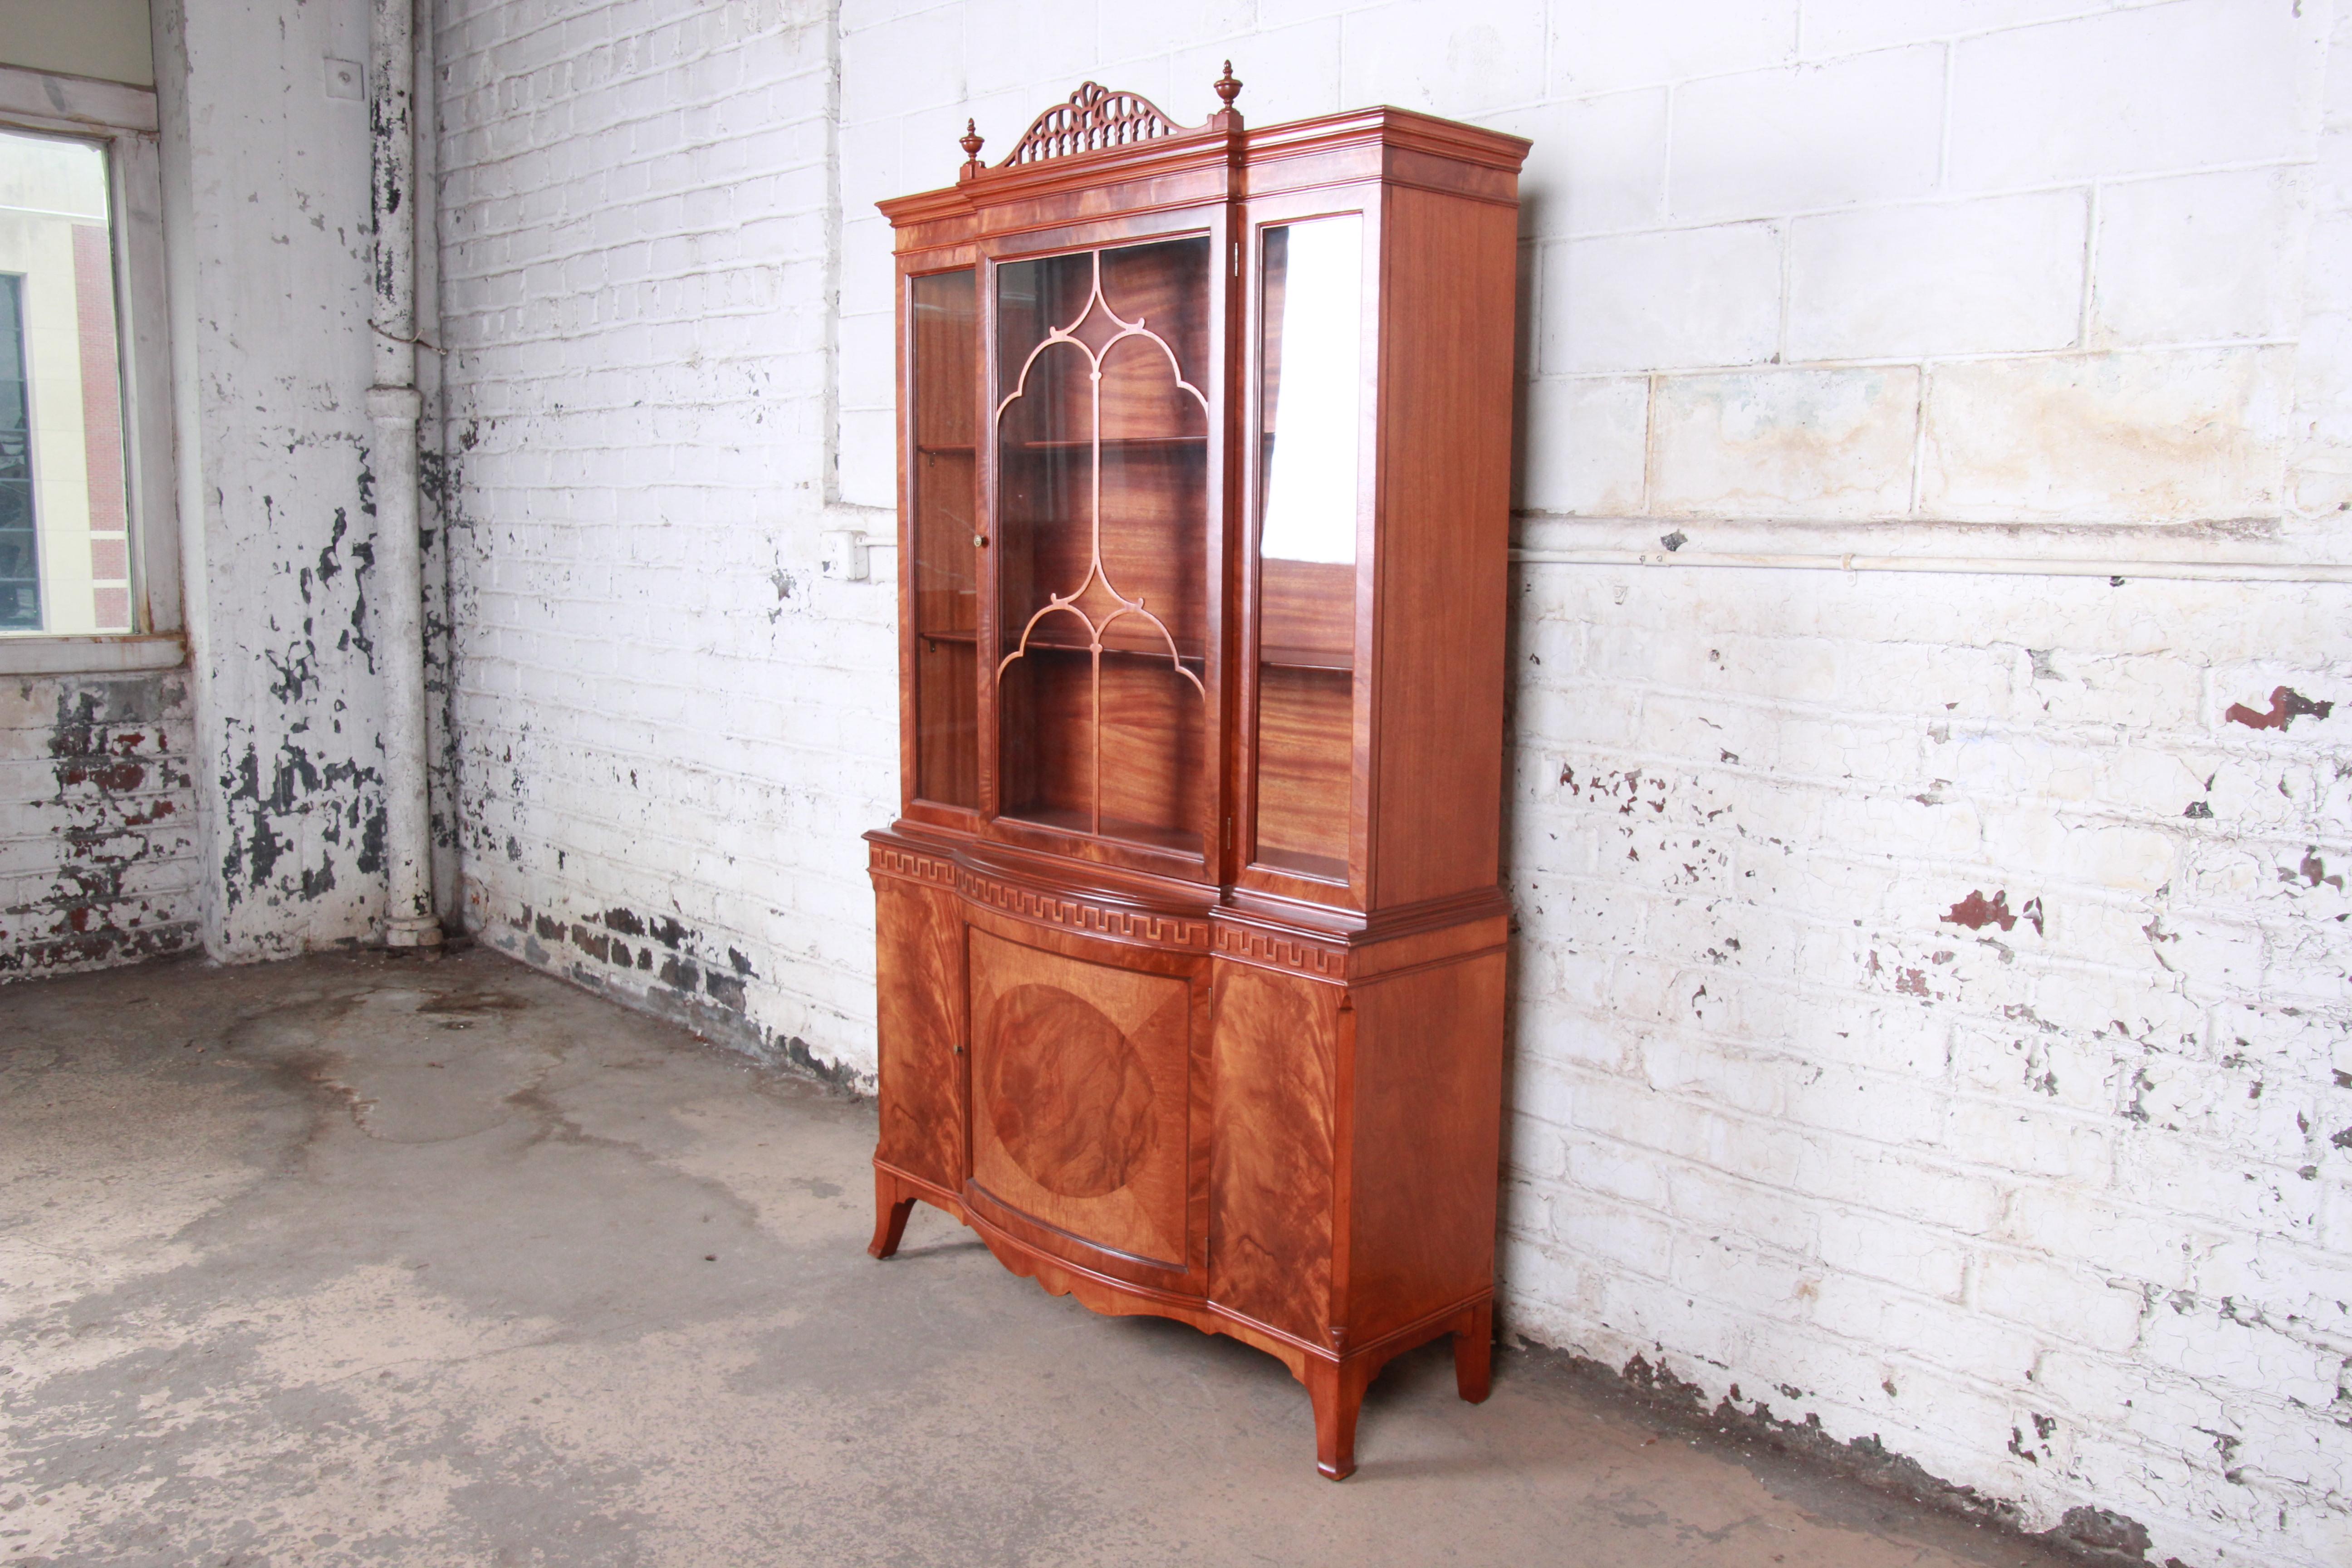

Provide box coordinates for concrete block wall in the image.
[443,1,2351,1563]
[433,0,883,1061]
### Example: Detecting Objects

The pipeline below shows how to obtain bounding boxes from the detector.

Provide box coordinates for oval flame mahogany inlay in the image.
[985,983,1157,1197]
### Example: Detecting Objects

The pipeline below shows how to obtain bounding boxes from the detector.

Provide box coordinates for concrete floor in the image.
[0,949,2088,1568]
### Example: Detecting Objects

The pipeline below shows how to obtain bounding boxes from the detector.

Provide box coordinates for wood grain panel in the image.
[1101,234,1211,392]
[1253,664,1349,878]
[969,926,1196,1267]
[1369,185,1517,909]
[1086,442,1209,653]
[1342,948,1506,1344]
[1098,654,1205,847]
[997,647,1089,830]
[914,635,979,805]
[1209,963,1337,1343]
[912,269,977,446]
[912,450,976,636]
[1258,557,1354,669]
[873,881,965,1190]
[1000,644,1205,854]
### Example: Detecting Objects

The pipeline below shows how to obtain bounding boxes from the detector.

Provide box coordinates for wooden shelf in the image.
[917,443,976,455]
[1002,436,1207,452]
[1014,634,1205,664]
[925,629,1213,664]
[1253,845,1350,883]
[1259,647,1355,674]
[1000,803,1202,856]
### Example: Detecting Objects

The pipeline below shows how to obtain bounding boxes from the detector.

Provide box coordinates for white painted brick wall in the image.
[435,0,889,1065]
[437,1,2352,1563]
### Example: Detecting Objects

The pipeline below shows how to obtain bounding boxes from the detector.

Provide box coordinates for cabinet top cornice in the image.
[877,74,1530,236]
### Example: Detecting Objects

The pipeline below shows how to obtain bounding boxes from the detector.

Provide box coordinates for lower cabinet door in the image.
[873,880,965,1193]
[965,921,1206,1282]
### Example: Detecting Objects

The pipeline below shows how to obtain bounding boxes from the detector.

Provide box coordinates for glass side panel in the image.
[1253,216,1364,883]
[910,268,978,806]
[995,236,1211,857]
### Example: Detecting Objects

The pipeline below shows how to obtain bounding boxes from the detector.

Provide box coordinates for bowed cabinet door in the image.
[964,916,1210,1289]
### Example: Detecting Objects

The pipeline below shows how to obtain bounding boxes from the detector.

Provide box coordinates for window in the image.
[0,271,34,627]
[0,63,179,668]
[0,129,131,634]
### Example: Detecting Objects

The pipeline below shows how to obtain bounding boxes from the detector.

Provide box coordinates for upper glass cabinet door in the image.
[1252,214,1365,884]
[993,235,1212,857]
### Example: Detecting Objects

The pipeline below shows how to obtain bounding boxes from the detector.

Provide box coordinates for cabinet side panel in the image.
[1209,963,1337,1343]
[1344,948,1506,1343]
[1370,186,1517,909]
[874,882,965,1189]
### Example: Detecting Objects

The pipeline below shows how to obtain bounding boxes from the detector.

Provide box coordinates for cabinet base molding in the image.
[869,1160,1494,1480]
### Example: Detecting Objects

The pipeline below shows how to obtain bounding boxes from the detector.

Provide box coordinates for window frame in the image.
[0,62,180,673]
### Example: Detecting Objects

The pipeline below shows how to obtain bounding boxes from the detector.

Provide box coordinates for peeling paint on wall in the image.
[480,895,862,1091]
[0,672,200,978]
[162,0,402,960]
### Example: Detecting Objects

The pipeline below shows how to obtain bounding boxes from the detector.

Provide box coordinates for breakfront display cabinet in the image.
[864,68,1528,1480]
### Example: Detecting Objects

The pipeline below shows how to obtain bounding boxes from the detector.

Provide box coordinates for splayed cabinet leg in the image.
[868,1168,916,1259]
[1307,1356,1369,1480]
[1454,1299,1493,1404]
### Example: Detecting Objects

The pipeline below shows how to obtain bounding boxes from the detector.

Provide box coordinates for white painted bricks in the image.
[436,0,882,1068]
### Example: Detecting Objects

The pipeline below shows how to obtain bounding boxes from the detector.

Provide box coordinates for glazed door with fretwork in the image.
[985,228,1223,875]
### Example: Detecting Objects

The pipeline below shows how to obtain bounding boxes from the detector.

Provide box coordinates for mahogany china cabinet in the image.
[863,67,1529,1480]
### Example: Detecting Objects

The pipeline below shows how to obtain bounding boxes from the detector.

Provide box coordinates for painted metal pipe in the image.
[369,0,439,947]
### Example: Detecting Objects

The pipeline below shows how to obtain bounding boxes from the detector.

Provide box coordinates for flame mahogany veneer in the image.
[865,69,1529,1479]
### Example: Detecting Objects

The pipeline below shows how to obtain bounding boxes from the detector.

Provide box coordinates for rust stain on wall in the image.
[1942,889,2045,936]
[2225,686,2333,730]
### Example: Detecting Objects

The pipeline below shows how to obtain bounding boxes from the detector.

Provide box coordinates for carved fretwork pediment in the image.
[1003,82,1182,166]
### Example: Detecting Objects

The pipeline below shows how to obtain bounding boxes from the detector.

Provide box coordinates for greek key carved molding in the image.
[956,865,1209,947]
[1211,922,1346,979]
[869,843,956,887]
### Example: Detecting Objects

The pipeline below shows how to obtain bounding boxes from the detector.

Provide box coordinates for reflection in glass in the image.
[1259,216,1363,565]
[1252,216,1364,883]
